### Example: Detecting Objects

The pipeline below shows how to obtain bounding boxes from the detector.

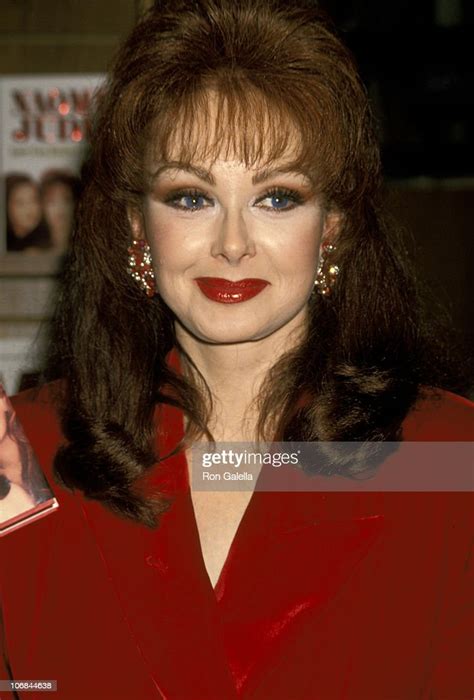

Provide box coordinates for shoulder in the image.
[401,387,474,440]
[11,381,63,429]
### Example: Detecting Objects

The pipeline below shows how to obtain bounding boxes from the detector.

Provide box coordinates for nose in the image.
[211,210,256,264]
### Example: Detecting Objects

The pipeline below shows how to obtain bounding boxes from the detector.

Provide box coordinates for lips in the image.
[194,277,270,303]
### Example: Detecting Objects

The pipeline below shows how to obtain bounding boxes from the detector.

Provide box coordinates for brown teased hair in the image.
[46,0,469,526]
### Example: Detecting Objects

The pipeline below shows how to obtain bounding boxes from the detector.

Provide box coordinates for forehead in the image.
[12,183,37,196]
[44,182,70,194]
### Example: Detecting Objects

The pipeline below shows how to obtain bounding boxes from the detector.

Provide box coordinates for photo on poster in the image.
[0,74,103,256]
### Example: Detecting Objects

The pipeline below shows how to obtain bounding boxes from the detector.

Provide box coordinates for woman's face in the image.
[42,182,74,246]
[7,183,42,236]
[132,151,339,346]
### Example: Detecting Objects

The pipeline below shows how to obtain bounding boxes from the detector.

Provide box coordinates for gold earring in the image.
[127,239,156,297]
[314,242,339,296]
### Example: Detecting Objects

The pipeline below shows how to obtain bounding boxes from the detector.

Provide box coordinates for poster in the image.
[0,74,103,255]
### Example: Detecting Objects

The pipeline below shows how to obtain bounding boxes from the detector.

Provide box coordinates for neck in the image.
[175,311,307,441]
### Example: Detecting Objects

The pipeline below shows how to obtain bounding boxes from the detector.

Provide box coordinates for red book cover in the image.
[0,384,58,536]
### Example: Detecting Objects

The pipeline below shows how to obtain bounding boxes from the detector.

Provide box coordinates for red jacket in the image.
[1,379,473,699]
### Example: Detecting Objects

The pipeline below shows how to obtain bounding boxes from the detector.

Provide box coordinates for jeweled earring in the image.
[314,241,339,296]
[127,239,156,298]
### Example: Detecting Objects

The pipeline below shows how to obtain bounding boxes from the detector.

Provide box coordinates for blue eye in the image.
[181,194,206,209]
[165,189,212,211]
[269,194,291,209]
[257,188,304,212]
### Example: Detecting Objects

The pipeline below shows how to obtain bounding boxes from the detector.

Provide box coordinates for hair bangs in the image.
[146,78,322,180]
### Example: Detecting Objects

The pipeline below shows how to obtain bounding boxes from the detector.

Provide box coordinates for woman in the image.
[39,170,81,253]
[1,1,472,698]
[6,174,51,252]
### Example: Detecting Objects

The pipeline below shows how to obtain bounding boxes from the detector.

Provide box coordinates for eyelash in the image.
[163,187,305,213]
[163,188,210,211]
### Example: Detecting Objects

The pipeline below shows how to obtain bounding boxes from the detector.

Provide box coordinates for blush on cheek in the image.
[145,218,195,262]
[280,245,319,276]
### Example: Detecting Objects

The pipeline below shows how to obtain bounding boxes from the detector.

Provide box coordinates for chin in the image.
[183,318,290,346]
[193,328,266,345]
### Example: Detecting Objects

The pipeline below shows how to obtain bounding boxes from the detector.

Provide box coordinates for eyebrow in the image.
[151,161,312,186]
[252,166,312,185]
[152,162,215,185]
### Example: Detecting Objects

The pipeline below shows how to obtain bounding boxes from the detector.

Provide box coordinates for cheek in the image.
[9,200,22,218]
[144,213,200,277]
[268,223,321,280]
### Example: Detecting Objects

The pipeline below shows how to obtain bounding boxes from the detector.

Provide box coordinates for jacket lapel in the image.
[77,397,239,698]
[214,474,385,690]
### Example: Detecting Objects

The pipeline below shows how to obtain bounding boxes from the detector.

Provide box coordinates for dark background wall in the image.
[0,1,138,73]
[1,0,472,392]
[322,0,473,363]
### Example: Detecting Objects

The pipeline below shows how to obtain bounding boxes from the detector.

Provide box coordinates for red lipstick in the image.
[195,277,270,303]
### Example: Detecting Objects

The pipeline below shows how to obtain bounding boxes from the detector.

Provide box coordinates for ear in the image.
[127,205,146,241]
[321,209,342,246]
